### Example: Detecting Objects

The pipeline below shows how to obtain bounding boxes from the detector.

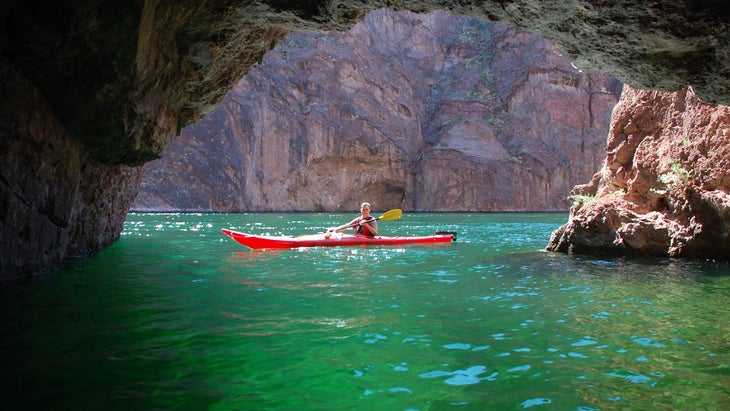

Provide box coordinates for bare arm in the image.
[330,217,360,232]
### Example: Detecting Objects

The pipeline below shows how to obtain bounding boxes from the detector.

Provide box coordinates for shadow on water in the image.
[486,251,730,283]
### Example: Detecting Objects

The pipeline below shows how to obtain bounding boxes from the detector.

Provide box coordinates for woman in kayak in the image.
[329,202,379,236]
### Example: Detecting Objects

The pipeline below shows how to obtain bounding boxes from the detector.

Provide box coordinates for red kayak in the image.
[221,228,456,250]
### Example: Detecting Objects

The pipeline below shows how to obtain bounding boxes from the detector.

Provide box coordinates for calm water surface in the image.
[1,213,729,410]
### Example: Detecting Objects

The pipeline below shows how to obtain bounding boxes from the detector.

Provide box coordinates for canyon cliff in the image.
[1,0,728,278]
[132,10,621,213]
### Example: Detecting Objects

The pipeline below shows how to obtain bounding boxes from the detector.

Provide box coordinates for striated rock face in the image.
[1,0,728,278]
[133,10,621,212]
[0,59,143,276]
[547,86,730,258]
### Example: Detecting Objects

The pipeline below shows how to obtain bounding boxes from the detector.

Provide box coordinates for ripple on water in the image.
[606,370,655,385]
[419,365,498,386]
[444,342,471,350]
[572,339,598,347]
[522,398,552,408]
[507,365,531,373]
[631,336,666,348]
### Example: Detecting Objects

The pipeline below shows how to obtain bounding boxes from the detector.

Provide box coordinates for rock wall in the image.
[547,86,730,258]
[0,59,144,276]
[133,10,621,212]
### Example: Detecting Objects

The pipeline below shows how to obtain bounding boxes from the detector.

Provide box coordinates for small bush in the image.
[659,161,692,186]
[567,194,595,208]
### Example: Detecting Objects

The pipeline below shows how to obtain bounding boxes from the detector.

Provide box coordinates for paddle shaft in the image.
[341,216,378,230]
[334,208,402,231]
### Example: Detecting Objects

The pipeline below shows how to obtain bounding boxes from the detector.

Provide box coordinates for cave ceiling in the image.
[2,0,728,164]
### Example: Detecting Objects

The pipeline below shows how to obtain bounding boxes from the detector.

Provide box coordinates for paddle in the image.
[331,208,403,232]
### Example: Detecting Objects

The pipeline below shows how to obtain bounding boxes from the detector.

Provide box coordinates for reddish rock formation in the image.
[133,10,621,213]
[547,86,730,258]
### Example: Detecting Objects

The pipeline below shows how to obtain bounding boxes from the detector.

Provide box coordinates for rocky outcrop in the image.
[1,0,728,278]
[547,86,730,258]
[133,10,621,212]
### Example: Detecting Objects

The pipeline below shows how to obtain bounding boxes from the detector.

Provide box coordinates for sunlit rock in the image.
[547,86,730,258]
[133,10,620,212]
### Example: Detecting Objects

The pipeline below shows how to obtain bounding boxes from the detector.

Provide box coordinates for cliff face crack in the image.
[36,203,70,229]
[0,173,32,208]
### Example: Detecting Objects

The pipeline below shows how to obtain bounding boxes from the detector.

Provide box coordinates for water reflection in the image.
[492,251,730,283]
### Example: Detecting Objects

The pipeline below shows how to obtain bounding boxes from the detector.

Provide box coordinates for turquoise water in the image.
[1,212,729,410]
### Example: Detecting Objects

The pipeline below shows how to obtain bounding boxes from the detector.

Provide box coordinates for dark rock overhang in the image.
[2,0,728,165]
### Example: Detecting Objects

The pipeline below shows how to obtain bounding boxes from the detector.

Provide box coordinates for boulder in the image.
[547,86,730,258]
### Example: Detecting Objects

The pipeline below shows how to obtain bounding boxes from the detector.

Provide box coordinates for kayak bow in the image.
[221,228,455,250]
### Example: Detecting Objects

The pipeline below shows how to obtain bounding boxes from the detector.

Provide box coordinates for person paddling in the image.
[329,202,379,236]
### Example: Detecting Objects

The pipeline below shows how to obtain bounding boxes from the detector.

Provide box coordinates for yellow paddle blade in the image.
[378,208,402,221]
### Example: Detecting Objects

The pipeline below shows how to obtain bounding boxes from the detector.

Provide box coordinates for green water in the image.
[1,213,729,410]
